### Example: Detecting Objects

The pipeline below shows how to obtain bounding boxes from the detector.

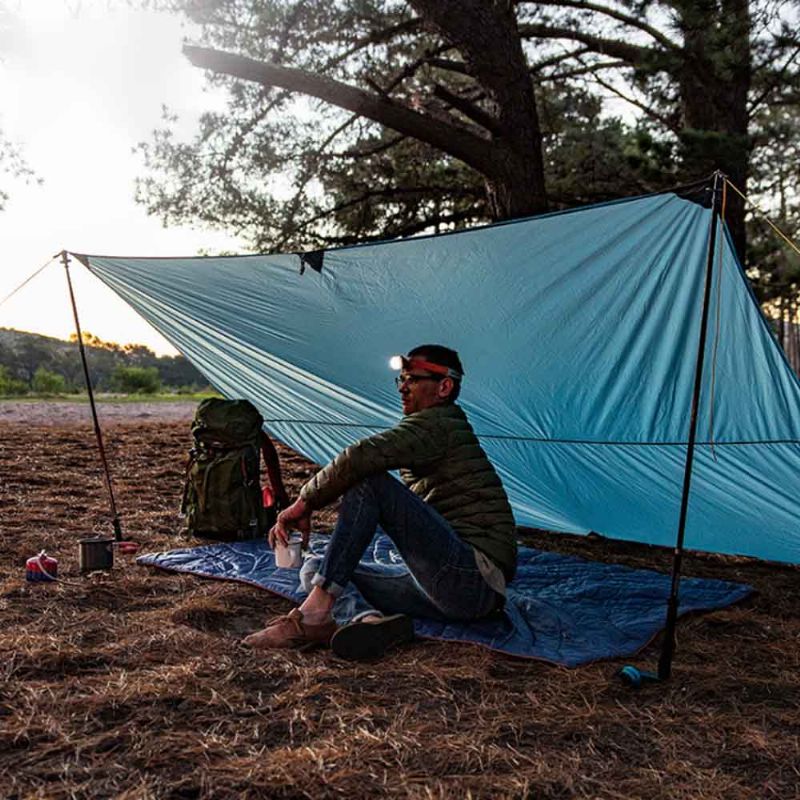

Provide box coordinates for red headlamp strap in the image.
[401,356,462,380]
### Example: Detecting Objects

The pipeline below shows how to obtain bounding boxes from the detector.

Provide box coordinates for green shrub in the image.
[174,383,205,395]
[110,365,162,394]
[0,365,28,396]
[32,367,68,395]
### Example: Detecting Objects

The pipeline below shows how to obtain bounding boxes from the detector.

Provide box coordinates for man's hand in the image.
[268,497,311,549]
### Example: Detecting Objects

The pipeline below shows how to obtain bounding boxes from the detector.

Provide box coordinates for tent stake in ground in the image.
[622,171,725,686]
[60,249,124,544]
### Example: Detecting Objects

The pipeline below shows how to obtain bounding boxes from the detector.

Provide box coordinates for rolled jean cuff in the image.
[310,571,346,597]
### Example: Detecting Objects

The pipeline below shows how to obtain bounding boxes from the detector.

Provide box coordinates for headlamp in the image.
[388,354,462,380]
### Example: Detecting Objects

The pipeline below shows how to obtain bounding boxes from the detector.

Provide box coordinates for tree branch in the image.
[219,91,287,171]
[432,84,500,133]
[529,47,591,73]
[748,42,800,115]
[382,208,480,239]
[773,92,800,106]
[280,112,363,227]
[543,60,627,81]
[334,134,407,159]
[322,17,424,72]
[375,44,453,96]
[426,57,470,75]
[590,71,678,131]
[319,207,480,245]
[184,45,496,175]
[525,0,680,51]
[281,187,481,246]
[518,23,653,65]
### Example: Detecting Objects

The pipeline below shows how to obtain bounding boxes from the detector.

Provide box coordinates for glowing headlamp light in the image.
[388,354,462,380]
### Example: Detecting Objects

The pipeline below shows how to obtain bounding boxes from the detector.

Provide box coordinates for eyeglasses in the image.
[394,373,442,389]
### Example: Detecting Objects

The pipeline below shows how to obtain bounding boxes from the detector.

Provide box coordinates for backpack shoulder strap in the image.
[259,430,289,509]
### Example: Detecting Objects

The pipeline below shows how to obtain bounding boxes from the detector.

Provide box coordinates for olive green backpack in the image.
[181,398,277,540]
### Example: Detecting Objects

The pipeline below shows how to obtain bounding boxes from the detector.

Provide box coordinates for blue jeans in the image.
[309,473,499,622]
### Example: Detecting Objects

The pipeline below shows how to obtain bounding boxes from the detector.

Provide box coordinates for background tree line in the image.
[0,328,208,396]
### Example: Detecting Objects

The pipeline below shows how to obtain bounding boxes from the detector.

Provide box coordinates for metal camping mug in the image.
[79,537,114,572]
[275,533,303,569]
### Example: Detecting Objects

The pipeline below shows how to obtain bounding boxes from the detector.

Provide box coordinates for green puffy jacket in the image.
[299,404,517,580]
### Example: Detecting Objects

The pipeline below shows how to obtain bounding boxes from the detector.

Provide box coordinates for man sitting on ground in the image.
[244,344,517,659]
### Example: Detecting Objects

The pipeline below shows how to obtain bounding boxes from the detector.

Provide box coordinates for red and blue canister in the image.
[26,550,58,582]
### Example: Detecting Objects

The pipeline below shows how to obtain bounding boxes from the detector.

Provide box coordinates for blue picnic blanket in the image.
[137,534,752,666]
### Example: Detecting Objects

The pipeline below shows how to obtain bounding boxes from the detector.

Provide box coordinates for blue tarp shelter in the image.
[75,185,800,565]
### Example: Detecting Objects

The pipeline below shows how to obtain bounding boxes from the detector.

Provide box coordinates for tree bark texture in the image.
[409,0,547,219]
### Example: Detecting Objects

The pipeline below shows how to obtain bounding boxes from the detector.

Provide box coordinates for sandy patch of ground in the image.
[0,399,198,426]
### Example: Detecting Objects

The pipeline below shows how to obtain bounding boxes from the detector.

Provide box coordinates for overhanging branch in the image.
[184,44,496,175]
[526,0,680,51]
[519,23,653,65]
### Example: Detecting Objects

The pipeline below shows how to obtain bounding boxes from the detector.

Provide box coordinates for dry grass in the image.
[0,415,798,799]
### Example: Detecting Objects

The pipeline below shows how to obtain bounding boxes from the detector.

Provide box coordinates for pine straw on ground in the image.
[0,418,798,799]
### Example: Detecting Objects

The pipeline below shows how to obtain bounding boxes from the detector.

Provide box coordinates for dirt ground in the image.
[0,400,798,799]
[0,399,199,426]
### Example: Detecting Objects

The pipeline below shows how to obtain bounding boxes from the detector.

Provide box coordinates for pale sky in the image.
[0,0,243,355]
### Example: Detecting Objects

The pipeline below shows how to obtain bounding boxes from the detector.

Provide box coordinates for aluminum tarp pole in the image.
[61,250,123,541]
[658,172,723,680]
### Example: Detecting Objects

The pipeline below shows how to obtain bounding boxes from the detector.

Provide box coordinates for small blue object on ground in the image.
[619,665,661,687]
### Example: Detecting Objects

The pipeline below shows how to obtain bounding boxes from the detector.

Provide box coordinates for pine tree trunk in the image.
[411,0,547,220]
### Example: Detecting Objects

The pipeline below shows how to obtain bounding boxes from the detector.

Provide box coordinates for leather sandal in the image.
[243,608,337,650]
[330,613,415,661]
